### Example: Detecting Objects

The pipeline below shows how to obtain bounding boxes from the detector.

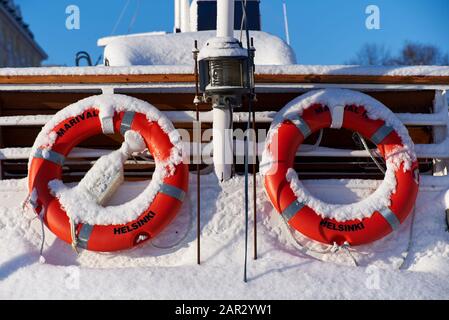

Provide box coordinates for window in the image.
[195,0,261,32]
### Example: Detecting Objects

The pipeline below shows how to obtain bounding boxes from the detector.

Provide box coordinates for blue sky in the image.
[15,0,449,66]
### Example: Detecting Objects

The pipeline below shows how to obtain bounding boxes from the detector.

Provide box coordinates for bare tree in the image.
[395,42,449,65]
[349,42,449,66]
[348,44,393,66]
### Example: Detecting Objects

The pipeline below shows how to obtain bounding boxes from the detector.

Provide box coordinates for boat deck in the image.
[0,65,448,180]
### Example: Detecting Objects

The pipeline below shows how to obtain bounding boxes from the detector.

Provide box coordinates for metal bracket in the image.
[446,209,449,232]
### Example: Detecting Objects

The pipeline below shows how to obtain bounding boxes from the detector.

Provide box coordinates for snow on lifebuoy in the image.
[27,94,189,252]
[261,89,419,246]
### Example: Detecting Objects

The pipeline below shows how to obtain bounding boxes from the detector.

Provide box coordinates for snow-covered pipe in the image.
[174,0,181,32]
[180,0,190,32]
[217,0,235,38]
[213,107,234,182]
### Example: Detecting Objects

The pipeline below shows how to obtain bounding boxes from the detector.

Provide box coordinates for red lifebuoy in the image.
[28,96,189,252]
[262,89,419,246]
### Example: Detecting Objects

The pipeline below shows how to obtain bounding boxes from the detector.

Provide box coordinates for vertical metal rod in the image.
[243,107,250,282]
[196,108,201,266]
[252,97,257,261]
[247,35,257,261]
[193,40,201,265]
[242,0,251,284]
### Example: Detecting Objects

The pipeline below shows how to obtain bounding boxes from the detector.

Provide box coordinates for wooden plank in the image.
[364,91,435,113]
[0,91,435,114]
[0,92,211,112]
[0,92,96,110]
[0,74,195,84]
[0,73,448,85]
[243,91,434,114]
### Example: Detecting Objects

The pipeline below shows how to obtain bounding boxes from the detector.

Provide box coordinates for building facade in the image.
[0,0,47,67]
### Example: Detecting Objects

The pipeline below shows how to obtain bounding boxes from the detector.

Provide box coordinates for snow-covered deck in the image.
[1,174,448,299]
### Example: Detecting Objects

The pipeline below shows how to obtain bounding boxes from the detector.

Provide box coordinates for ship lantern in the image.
[199,38,254,97]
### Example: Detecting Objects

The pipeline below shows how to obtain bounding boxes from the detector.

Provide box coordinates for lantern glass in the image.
[208,59,244,88]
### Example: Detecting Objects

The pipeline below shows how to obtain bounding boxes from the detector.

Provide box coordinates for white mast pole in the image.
[213,0,236,182]
[283,1,291,45]
[213,107,234,182]
[174,0,181,32]
[180,0,191,32]
[217,0,235,38]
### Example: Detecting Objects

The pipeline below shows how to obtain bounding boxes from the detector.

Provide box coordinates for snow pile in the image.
[261,88,417,222]
[121,130,146,154]
[2,64,449,78]
[97,32,168,46]
[256,64,449,77]
[0,65,193,77]
[99,30,296,66]
[49,131,152,225]
[1,175,449,299]
[49,169,165,226]
[30,94,184,226]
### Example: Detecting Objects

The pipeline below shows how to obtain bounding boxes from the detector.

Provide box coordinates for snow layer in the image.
[256,64,449,77]
[1,64,449,78]
[50,131,151,224]
[100,30,296,66]
[30,94,183,226]
[198,37,248,60]
[261,89,416,222]
[0,65,195,77]
[1,175,448,299]
[97,32,168,47]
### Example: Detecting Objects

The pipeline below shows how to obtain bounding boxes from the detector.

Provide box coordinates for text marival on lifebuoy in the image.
[56,110,99,138]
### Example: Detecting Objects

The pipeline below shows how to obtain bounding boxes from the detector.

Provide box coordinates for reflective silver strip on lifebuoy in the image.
[282,200,305,221]
[30,198,38,209]
[30,188,38,209]
[413,168,420,185]
[100,116,115,135]
[33,149,65,166]
[370,125,394,145]
[120,111,136,135]
[159,183,186,202]
[288,114,311,139]
[77,224,94,249]
[379,208,401,231]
